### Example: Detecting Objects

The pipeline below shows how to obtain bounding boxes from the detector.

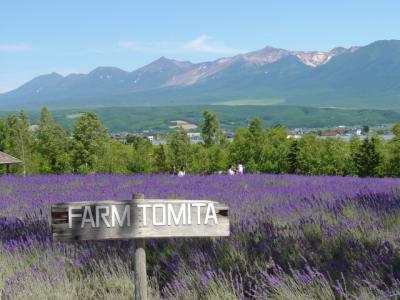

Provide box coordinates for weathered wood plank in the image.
[51,199,230,241]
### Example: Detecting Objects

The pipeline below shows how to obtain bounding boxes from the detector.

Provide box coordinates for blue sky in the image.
[1,0,400,92]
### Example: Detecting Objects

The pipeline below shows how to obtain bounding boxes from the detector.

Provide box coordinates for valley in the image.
[2,105,398,133]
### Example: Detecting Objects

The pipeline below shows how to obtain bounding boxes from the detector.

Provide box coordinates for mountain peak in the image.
[138,56,194,73]
[25,72,63,83]
[41,72,63,79]
[89,66,127,74]
[261,45,285,51]
[329,47,347,55]
[239,46,290,65]
[150,56,180,65]
[156,56,169,61]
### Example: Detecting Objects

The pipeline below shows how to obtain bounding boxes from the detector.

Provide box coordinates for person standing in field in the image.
[178,166,186,177]
[227,165,236,176]
[170,165,177,176]
[237,163,244,174]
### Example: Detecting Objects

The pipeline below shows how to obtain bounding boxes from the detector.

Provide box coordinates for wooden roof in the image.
[0,151,22,165]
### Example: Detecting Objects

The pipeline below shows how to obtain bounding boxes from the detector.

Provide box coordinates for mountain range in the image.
[1,40,400,110]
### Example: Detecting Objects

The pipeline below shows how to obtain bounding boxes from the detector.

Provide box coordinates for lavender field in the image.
[1,174,400,299]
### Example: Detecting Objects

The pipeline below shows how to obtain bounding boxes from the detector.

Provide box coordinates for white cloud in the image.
[118,41,140,51]
[0,43,32,52]
[184,35,243,55]
[118,35,244,55]
[118,41,180,53]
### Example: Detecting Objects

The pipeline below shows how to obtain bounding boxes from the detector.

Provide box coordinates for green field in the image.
[3,105,398,133]
[212,98,285,106]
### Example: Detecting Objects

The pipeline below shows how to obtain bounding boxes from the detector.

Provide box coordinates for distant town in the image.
[109,123,396,145]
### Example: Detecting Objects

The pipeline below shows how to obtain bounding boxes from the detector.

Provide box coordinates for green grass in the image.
[212,98,285,106]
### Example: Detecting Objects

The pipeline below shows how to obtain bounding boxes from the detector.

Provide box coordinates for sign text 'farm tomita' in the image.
[51,198,230,241]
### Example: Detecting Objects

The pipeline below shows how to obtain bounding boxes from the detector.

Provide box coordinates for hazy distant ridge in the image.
[1,40,400,110]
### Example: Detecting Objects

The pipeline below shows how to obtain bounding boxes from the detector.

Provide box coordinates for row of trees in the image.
[0,108,399,177]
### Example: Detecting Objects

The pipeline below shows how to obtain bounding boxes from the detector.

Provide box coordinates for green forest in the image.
[1,108,400,177]
[2,105,400,133]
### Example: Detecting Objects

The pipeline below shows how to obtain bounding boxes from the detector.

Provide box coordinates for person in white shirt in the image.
[178,166,185,177]
[237,163,244,174]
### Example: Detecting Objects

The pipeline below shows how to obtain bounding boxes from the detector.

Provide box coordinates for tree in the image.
[387,128,400,176]
[229,128,252,171]
[247,118,265,167]
[392,123,400,137]
[201,111,222,146]
[249,118,263,138]
[167,127,190,169]
[354,136,382,177]
[126,135,151,150]
[362,125,370,134]
[127,138,152,173]
[208,144,228,174]
[189,144,210,173]
[4,112,35,175]
[0,117,8,173]
[94,139,134,174]
[296,133,323,175]
[0,117,6,151]
[71,112,108,173]
[287,139,300,174]
[319,139,347,175]
[152,145,169,173]
[387,138,400,176]
[17,112,32,175]
[347,136,361,176]
[36,108,71,173]
[260,125,289,173]
[228,119,266,173]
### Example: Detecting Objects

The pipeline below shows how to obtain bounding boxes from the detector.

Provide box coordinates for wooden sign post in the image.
[132,193,147,300]
[51,194,230,300]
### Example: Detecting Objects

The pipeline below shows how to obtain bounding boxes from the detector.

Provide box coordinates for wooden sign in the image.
[51,198,229,241]
[51,194,229,300]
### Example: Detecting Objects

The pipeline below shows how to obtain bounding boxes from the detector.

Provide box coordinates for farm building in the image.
[0,151,22,174]
[324,130,342,137]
